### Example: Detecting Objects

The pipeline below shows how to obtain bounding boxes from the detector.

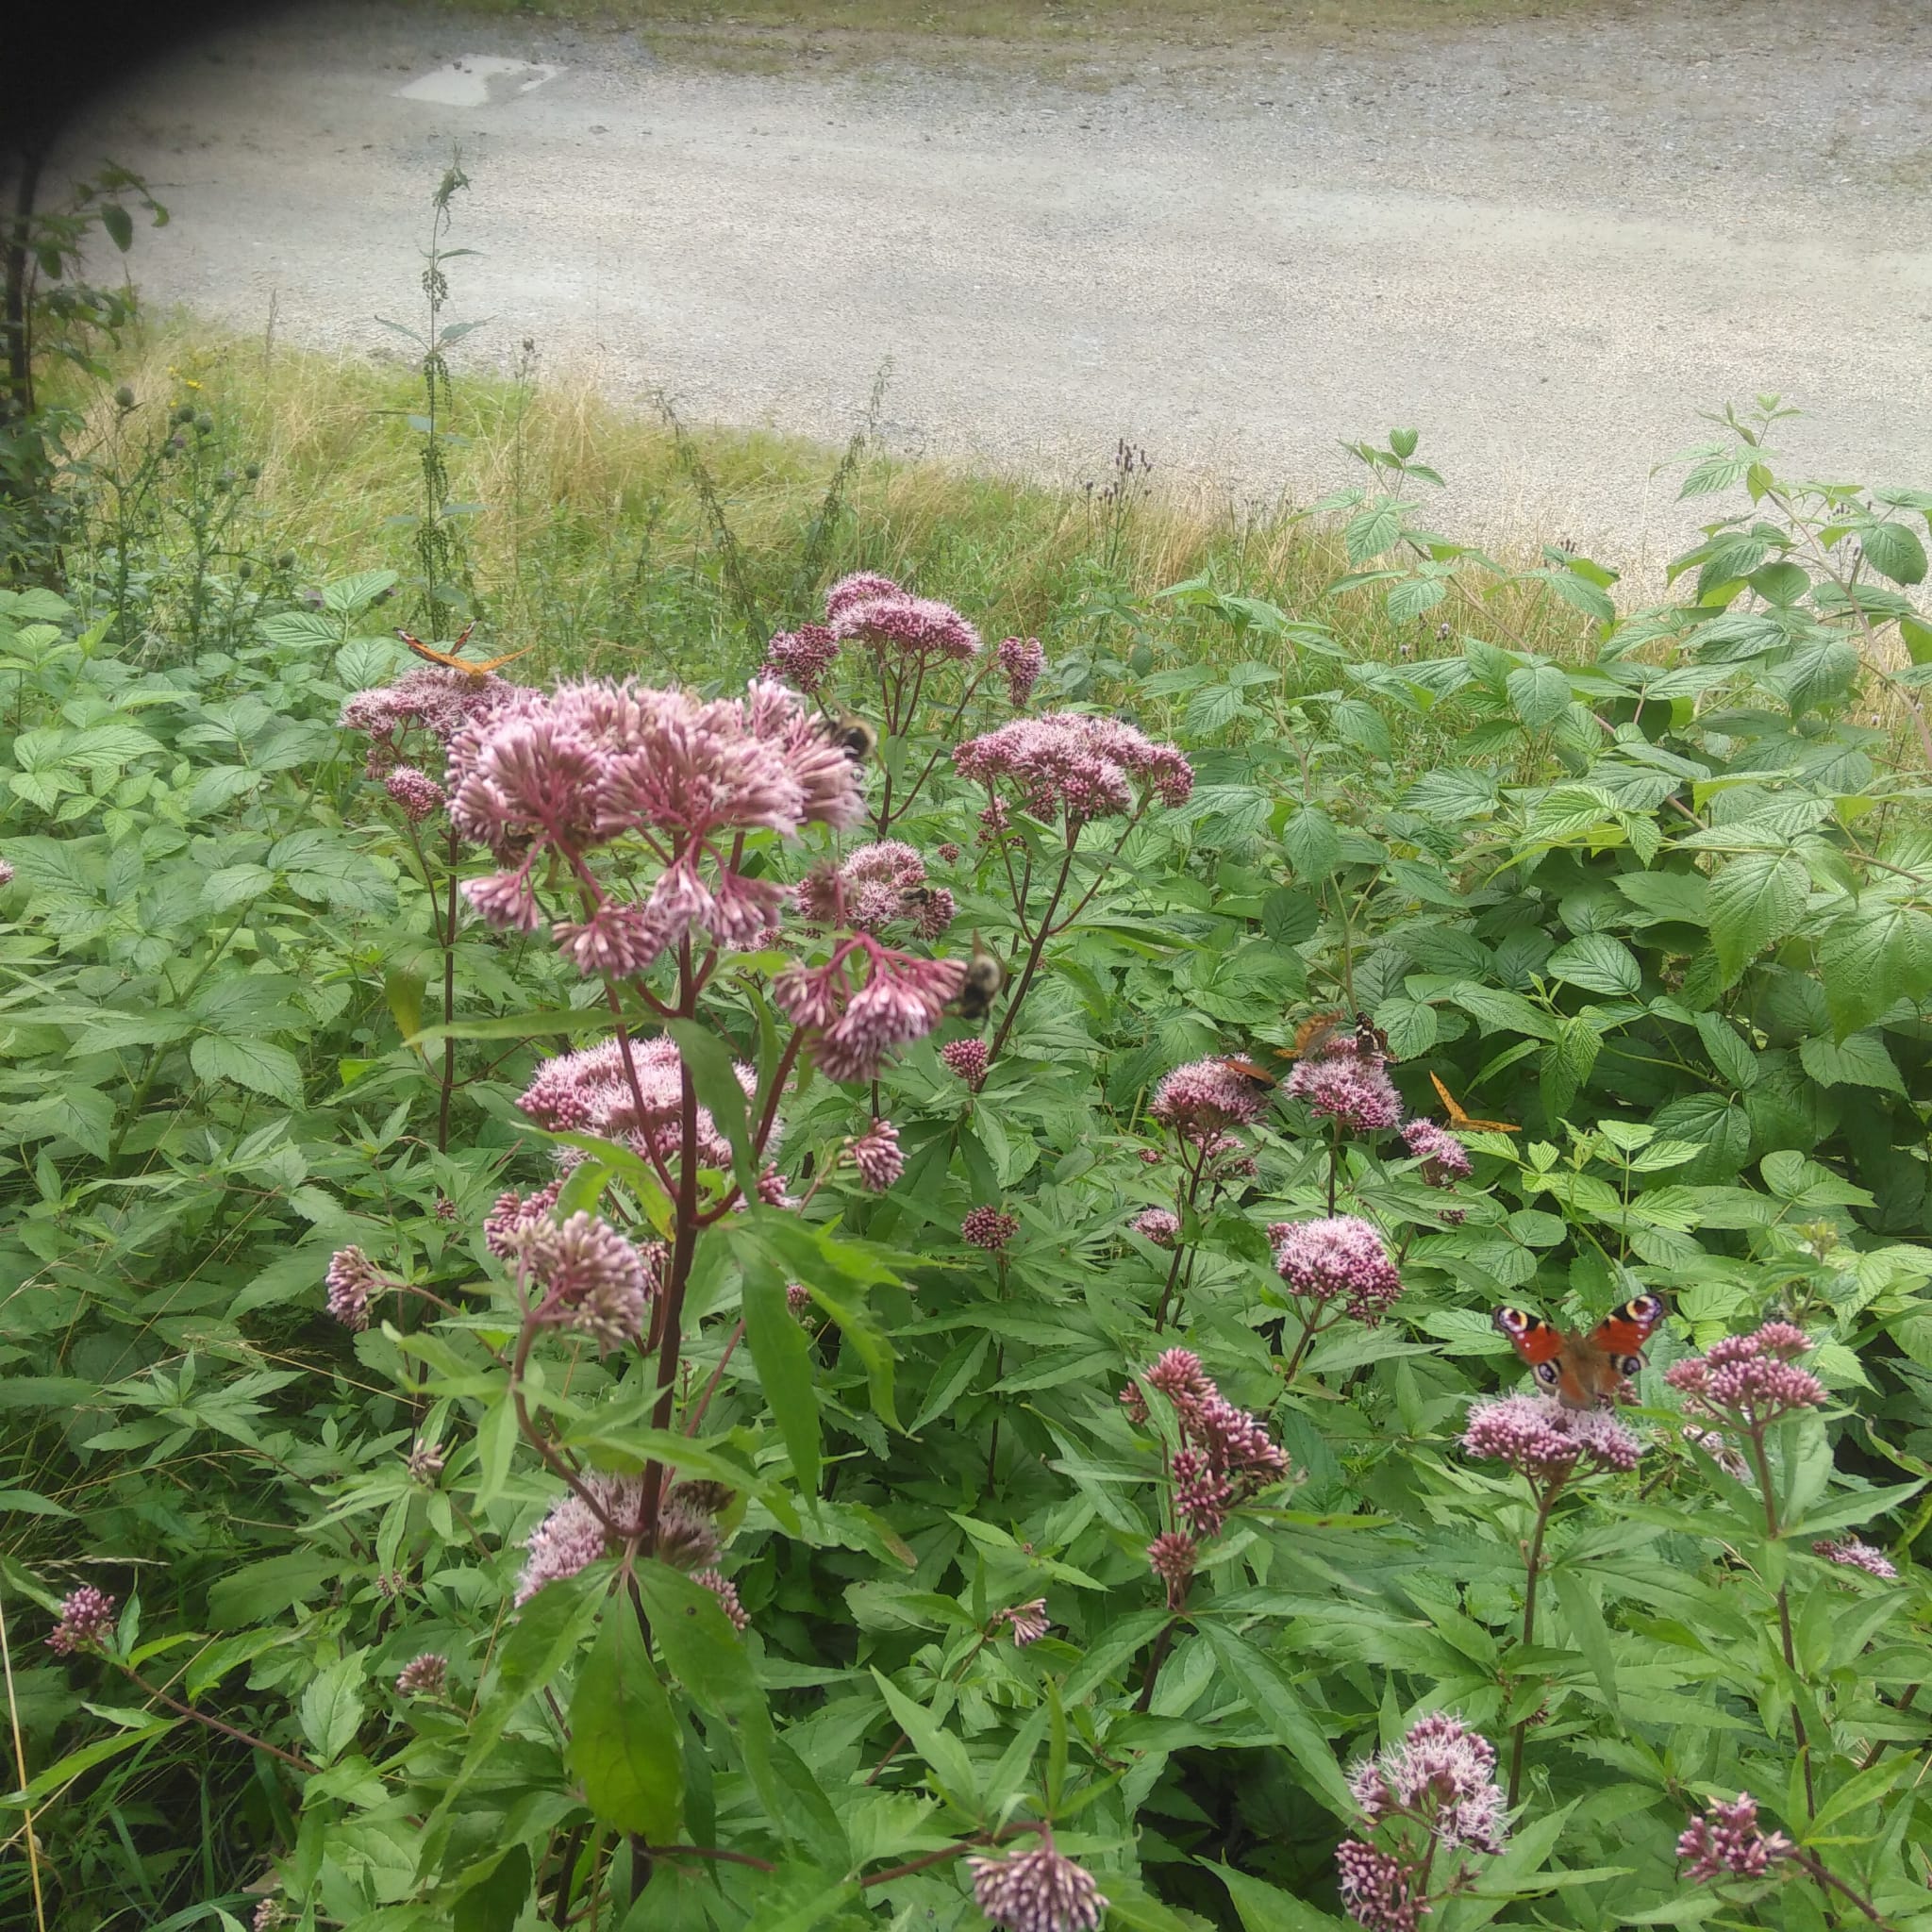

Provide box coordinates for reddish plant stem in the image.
[510,1311,614,1531]
[1790,1849,1905,1931]
[986,835,1079,1064]
[633,1843,776,1874]
[124,1667,315,1774]
[1135,1615,1183,1713]
[858,1820,1044,1888]
[684,1318,745,1436]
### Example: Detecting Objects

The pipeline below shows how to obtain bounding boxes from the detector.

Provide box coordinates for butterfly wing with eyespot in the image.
[1492,1306,1571,1398]
[1585,1294,1668,1381]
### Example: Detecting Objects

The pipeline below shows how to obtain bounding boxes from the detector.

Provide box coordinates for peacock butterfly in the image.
[1491,1295,1668,1411]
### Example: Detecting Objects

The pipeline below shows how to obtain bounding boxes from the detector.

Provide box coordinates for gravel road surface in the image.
[58,2,1932,574]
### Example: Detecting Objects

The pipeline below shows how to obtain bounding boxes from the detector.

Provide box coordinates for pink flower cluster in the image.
[1127,1348,1290,1539]
[341,662,524,766]
[954,712,1193,824]
[998,635,1046,706]
[1462,1393,1642,1483]
[763,622,841,694]
[1664,1322,1826,1430]
[511,1209,658,1348]
[1289,1036,1401,1133]
[942,1037,991,1091]
[849,1117,904,1192]
[695,1568,750,1632]
[798,841,953,939]
[1335,1839,1421,1932]
[1131,1207,1181,1247]
[998,1597,1052,1645]
[517,1472,647,1604]
[485,1180,563,1258]
[325,1246,389,1331]
[963,1206,1020,1251]
[448,678,862,969]
[1149,1058,1268,1146]
[46,1585,117,1655]
[775,940,964,1082]
[396,1653,447,1697]
[825,571,981,662]
[1146,1529,1197,1605]
[1272,1217,1404,1324]
[968,1837,1108,1932]
[384,764,446,822]
[1813,1537,1897,1579]
[1348,1712,1507,1857]
[1400,1117,1472,1185]
[1677,1792,1794,1885]
[517,1035,760,1172]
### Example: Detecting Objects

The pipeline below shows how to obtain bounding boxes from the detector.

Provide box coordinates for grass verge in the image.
[66,318,1591,691]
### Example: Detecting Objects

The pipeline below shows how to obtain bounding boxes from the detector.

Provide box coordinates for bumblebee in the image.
[956,933,1005,1023]
[817,713,877,765]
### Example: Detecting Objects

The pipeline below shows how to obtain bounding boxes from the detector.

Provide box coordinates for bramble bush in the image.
[3,225,1931,1932]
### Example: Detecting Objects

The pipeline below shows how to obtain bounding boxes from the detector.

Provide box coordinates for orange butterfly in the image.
[1429,1072,1520,1134]
[1275,1009,1346,1062]
[1217,1055,1279,1093]
[397,622,531,678]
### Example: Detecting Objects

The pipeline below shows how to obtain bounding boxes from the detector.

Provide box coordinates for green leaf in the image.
[1541,1016,1601,1122]
[190,1034,303,1108]
[1693,1011,1758,1090]
[736,1231,822,1491]
[1550,1568,1620,1716]
[100,204,134,252]
[634,1560,769,1740]
[1708,852,1807,988]
[298,1653,365,1765]
[405,1008,604,1048]
[1199,1623,1353,1819]
[1281,807,1341,882]
[1507,663,1571,729]
[570,1607,684,1840]
[1213,1861,1352,1932]
[1548,934,1641,996]
[665,1018,756,1191]
[1818,903,1932,1038]
[869,1668,979,1805]
[1799,1030,1905,1095]
[1373,996,1439,1061]
[1859,520,1927,586]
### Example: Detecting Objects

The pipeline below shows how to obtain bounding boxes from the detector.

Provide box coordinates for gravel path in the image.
[60,1,1932,575]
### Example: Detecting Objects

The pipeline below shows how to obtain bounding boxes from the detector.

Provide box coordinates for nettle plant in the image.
[12,419,1932,1932]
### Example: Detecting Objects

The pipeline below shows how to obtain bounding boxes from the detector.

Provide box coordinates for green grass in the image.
[69,321,1590,696]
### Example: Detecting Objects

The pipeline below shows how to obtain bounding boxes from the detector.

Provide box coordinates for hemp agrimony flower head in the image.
[396,1653,448,1697]
[967,1833,1107,1932]
[1664,1321,1827,1431]
[762,621,841,694]
[1272,1216,1404,1324]
[514,1474,649,1605]
[1337,1713,1508,1932]
[517,1036,762,1170]
[954,711,1193,825]
[798,841,953,939]
[1287,1036,1402,1133]
[511,1209,658,1349]
[824,572,981,663]
[47,1586,118,1655]
[774,939,964,1082]
[1124,1348,1290,1540]
[695,1568,750,1631]
[962,1206,1020,1251]
[1130,1207,1180,1247]
[998,635,1047,707]
[1400,1117,1472,1187]
[942,1037,991,1091]
[1347,1712,1508,1857]
[849,1117,905,1192]
[325,1246,391,1332]
[1676,1792,1794,1885]
[1812,1537,1898,1579]
[447,676,862,969]
[341,662,525,772]
[383,764,446,823]
[998,1597,1052,1645]
[1461,1393,1642,1483]
[1148,1058,1268,1146]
